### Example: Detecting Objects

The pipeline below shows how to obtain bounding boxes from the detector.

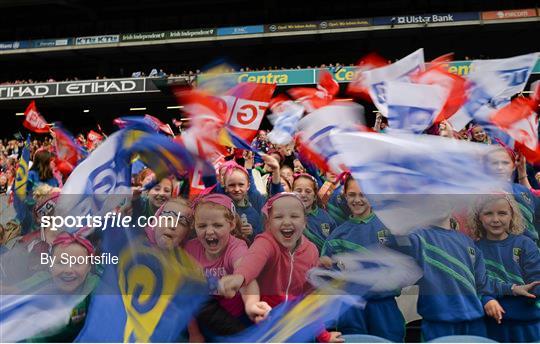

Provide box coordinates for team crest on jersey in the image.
[513,248,522,263]
[377,229,390,245]
[320,223,331,237]
[521,192,532,205]
[467,247,476,263]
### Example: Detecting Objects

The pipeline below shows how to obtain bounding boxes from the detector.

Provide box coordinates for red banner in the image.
[482,8,537,20]
[23,101,49,134]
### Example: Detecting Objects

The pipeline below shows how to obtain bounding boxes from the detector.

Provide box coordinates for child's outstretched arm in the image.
[474,245,540,299]
[220,236,276,298]
[240,280,271,323]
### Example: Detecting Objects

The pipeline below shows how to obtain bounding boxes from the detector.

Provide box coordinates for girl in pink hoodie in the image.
[219,192,343,343]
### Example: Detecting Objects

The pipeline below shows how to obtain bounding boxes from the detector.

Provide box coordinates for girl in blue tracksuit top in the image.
[469,194,540,342]
[292,173,336,253]
[391,214,539,342]
[320,175,404,342]
[484,146,539,245]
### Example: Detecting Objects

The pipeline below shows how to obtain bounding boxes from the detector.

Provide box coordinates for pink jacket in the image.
[234,231,319,307]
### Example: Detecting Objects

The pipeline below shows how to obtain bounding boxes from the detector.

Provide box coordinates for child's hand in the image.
[484,300,505,324]
[132,186,144,199]
[512,281,540,298]
[319,256,333,269]
[261,153,280,171]
[516,152,527,176]
[218,274,245,298]
[329,331,344,343]
[240,223,253,239]
[245,301,272,323]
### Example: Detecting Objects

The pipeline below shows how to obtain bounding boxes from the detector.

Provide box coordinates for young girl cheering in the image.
[292,173,336,253]
[469,194,540,342]
[218,192,343,342]
[185,194,270,339]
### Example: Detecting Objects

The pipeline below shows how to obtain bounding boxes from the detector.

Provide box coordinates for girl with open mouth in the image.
[218,192,344,343]
[185,194,270,341]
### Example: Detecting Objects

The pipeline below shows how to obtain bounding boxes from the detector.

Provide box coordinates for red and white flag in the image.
[23,101,49,134]
[86,130,103,150]
[347,49,425,116]
[289,70,339,113]
[222,82,276,143]
[412,63,467,124]
[175,89,228,159]
[490,97,540,162]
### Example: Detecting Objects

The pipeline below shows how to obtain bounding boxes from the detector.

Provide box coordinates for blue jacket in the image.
[304,206,336,253]
[392,227,514,322]
[321,213,398,299]
[512,183,539,244]
[477,234,540,321]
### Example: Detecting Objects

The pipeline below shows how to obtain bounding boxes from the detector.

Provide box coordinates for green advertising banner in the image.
[197,59,540,86]
[198,69,316,86]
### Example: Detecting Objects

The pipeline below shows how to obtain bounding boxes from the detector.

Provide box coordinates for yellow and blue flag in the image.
[13,136,30,223]
[76,228,208,342]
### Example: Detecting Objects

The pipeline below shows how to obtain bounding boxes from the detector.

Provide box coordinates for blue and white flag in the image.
[449,53,539,130]
[297,102,365,173]
[328,131,510,234]
[0,275,91,342]
[361,49,425,116]
[386,81,448,133]
[267,100,304,145]
[55,130,132,230]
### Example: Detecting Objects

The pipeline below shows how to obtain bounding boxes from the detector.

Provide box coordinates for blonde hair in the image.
[33,184,61,204]
[468,194,524,240]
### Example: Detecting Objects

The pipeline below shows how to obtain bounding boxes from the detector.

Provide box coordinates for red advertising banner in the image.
[482,8,537,20]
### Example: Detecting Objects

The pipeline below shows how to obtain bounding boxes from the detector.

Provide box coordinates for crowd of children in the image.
[1,120,539,343]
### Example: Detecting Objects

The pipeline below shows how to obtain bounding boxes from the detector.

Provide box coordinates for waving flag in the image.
[144,115,174,136]
[228,248,421,343]
[122,129,195,179]
[55,130,132,230]
[351,49,425,116]
[490,96,540,162]
[23,101,49,134]
[448,53,538,130]
[347,53,390,101]
[0,277,92,342]
[76,222,208,342]
[297,102,365,173]
[86,130,104,150]
[176,89,229,159]
[386,81,448,133]
[13,136,31,222]
[222,82,276,142]
[267,99,305,145]
[412,62,467,124]
[328,131,509,234]
[289,70,339,113]
[52,125,86,168]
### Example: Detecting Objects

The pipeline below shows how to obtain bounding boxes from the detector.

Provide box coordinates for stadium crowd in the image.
[1,106,539,342]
